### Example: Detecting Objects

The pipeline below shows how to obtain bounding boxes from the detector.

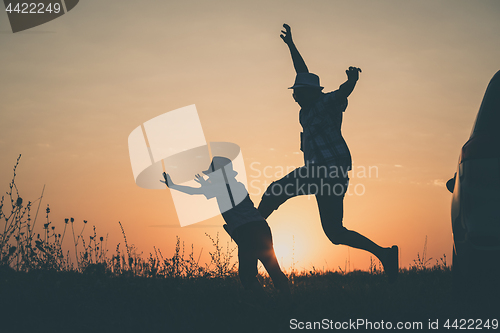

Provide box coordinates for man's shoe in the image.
[384,245,399,283]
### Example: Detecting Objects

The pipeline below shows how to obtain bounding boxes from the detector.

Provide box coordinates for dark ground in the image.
[0,268,498,333]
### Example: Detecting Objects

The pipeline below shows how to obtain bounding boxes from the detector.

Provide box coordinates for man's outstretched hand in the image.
[346,66,362,81]
[339,67,362,99]
[280,23,293,45]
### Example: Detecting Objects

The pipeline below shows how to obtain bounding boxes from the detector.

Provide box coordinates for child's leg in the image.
[253,222,290,294]
[238,239,262,291]
[260,250,290,294]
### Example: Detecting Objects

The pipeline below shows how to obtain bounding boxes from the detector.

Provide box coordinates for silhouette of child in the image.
[162,156,290,295]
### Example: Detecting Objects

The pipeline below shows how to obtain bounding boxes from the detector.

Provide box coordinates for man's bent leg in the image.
[316,193,399,281]
[258,166,309,219]
[316,193,386,260]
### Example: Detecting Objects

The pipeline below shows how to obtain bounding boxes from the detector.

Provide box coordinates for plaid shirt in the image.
[299,90,352,170]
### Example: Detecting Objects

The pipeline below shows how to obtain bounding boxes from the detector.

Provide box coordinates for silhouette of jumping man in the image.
[162,157,290,294]
[258,24,399,282]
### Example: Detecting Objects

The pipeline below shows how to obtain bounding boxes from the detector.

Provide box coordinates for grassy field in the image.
[1,156,498,332]
[1,266,498,333]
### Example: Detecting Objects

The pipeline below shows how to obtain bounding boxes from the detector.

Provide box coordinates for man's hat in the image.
[289,72,324,90]
[202,156,235,175]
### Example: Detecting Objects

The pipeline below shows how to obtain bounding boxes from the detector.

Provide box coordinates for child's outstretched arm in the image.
[161,172,204,195]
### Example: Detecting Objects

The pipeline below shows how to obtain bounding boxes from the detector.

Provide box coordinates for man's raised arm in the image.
[281,24,309,74]
[338,66,362,100]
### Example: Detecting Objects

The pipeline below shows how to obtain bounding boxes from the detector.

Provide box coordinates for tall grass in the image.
[0,155,238,279]
[0,155,70,271]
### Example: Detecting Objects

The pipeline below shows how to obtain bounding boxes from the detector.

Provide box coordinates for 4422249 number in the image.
[5,2,62,14]
[444,319,499,330]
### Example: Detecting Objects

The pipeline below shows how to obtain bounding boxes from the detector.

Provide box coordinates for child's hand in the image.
[161,172,173,187]
[194,174,209,187]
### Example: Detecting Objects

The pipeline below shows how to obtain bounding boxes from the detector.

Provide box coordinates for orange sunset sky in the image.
[1,0,500,272]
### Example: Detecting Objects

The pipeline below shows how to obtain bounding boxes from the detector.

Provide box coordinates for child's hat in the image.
[202,156,234,175]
